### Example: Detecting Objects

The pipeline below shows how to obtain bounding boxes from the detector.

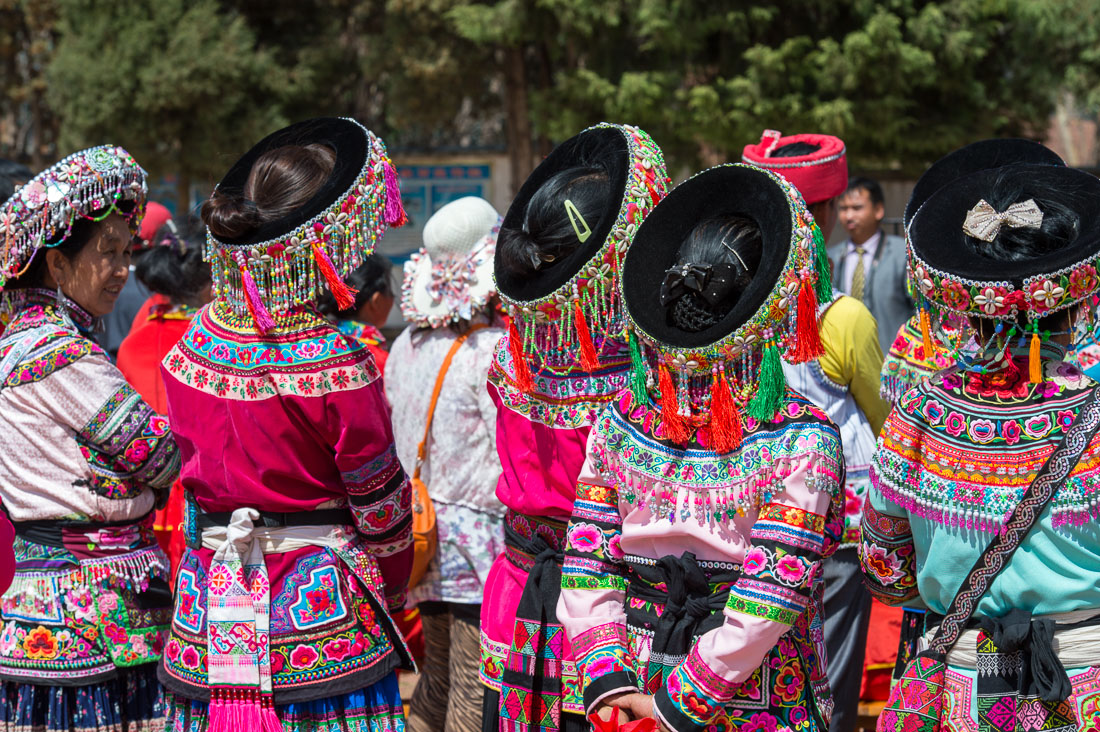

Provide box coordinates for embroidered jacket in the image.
[557,389,844,732]
[0,288,180,684]
[479,332,630,711]
[159,300,413,703]
[862,352,1100,619]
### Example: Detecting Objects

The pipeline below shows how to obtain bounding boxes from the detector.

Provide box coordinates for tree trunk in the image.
[503,45,533,195]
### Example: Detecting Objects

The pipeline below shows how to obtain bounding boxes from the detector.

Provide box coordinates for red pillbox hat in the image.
[741,130,847,205]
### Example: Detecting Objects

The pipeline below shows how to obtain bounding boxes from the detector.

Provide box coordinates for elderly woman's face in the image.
[46,214,132,318]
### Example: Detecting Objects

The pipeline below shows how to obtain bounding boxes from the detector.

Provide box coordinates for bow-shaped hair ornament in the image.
[962,198,1044,243]
[660,262,738,307]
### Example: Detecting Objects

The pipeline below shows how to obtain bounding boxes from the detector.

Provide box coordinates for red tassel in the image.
[383,160,407,227]
[574,301,600,372]
[788,277,824,363]
[658,363,690,444]
[311,241,358,311]
[239,263,276,334]
[508,318,535,393]
[709,369,743,453]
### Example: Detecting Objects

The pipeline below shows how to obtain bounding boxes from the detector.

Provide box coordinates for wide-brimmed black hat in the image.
[211,118,374,248]
[910,163,1100,320]
[497,125,633,303]
[905,139,1064,228]
[203,117,403,330]
[625,164,812,351]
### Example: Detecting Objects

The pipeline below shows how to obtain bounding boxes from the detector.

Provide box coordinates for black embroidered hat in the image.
[204,117,405,332]
[492,123,669,391]
[909,163,1100,325]
[621,163,829,451]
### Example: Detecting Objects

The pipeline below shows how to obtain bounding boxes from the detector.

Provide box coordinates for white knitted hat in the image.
[400,196,501,327]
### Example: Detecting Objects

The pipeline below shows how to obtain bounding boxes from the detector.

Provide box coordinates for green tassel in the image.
[628,330,649,404]
[812,222,833,302]
[748,341,786,422]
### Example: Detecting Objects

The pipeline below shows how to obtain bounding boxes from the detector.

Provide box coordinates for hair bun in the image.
[202,191,261,241]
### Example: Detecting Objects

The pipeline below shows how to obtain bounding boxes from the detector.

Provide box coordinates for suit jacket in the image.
[829,232,911,355]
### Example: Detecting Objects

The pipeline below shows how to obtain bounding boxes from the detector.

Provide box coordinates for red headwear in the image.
[741,130,847,205]
[138,201,173,247]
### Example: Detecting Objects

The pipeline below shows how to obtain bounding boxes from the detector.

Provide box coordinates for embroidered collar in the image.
[334,319,385,347]
[3,287,95,333]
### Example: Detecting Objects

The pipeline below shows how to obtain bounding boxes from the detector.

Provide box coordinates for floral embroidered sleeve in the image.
[39,351,180,507]
[324,377,413,610]
[859,488,919,605]
[557,436,637,713]
[654,457,838,732]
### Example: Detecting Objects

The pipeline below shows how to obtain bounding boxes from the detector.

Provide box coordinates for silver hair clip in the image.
[721,236,749,271]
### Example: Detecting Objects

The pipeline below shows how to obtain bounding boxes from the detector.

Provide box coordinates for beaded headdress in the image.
[622,164,830,453]
[907,144,1100,380]
[494,123,669,390]
[0,145,147,289]
[400,196,500,328]
[204,117,405,333]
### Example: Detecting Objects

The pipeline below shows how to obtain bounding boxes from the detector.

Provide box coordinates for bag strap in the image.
[414,323,489,481]
[927,388,1100,656]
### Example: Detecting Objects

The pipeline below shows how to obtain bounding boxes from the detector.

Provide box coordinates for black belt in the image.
[193,507,354,531]
[625,552,739,688]
[10,512,155,549]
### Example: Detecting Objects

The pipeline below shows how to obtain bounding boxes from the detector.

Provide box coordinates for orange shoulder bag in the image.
[409,323,488,588]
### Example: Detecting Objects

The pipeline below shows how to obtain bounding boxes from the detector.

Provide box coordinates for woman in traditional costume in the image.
[159,118,414,731]
[0,146,180,731]
[479,123,669,732]
[869,140,1069,690]
[864,142,1100,730]
[556,163,843,732]
[387,196,507,732]
[117,229,212,576]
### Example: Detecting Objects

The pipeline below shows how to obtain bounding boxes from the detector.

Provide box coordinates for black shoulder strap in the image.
[927,389,1100,656]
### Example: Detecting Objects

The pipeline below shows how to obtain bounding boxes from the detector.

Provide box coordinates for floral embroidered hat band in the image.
[621,163,831,451]
[0,145,147,290]
[204,117,406,332]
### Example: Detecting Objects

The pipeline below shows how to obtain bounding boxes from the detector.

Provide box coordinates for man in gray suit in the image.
[830,177,911,356]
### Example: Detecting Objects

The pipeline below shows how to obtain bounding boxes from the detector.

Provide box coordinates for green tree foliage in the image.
[47,0,290,208]
[3,0,1095,206]
[467,0,1097,173]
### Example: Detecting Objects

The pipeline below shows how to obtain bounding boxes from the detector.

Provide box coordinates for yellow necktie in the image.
[851,245,866,301]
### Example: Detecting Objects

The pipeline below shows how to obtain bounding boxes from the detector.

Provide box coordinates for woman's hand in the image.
[593,696,631,724]
[617,693,654,721]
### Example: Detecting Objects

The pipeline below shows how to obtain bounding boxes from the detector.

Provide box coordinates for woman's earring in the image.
[56,284,74,328]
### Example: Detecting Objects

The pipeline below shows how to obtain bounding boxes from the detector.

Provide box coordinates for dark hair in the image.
[844,176,885,207]
[134,228,211,304]
[666,215,762,332]
[9,204,134,289]
[317,253,394,319]
[771,141,821,158]
[0,159,32,203]
[202,143,336,241]
[497,167,610,278]
[963,173,1080,263]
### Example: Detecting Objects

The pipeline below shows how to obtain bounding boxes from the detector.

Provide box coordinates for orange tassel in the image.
[508,318,535,393]
[311,241,358,311]
[1029,330,1042,383]
[709,369,743,453]
[788,277,824,363]
[658,363,690,444]
[574,301,599,372]
[919,307,933,357]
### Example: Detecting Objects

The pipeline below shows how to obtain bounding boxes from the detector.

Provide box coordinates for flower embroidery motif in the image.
[861,543,905,585]
[973,286,1006,315]
[1030,279,1065,310]
[567,523,602,554]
